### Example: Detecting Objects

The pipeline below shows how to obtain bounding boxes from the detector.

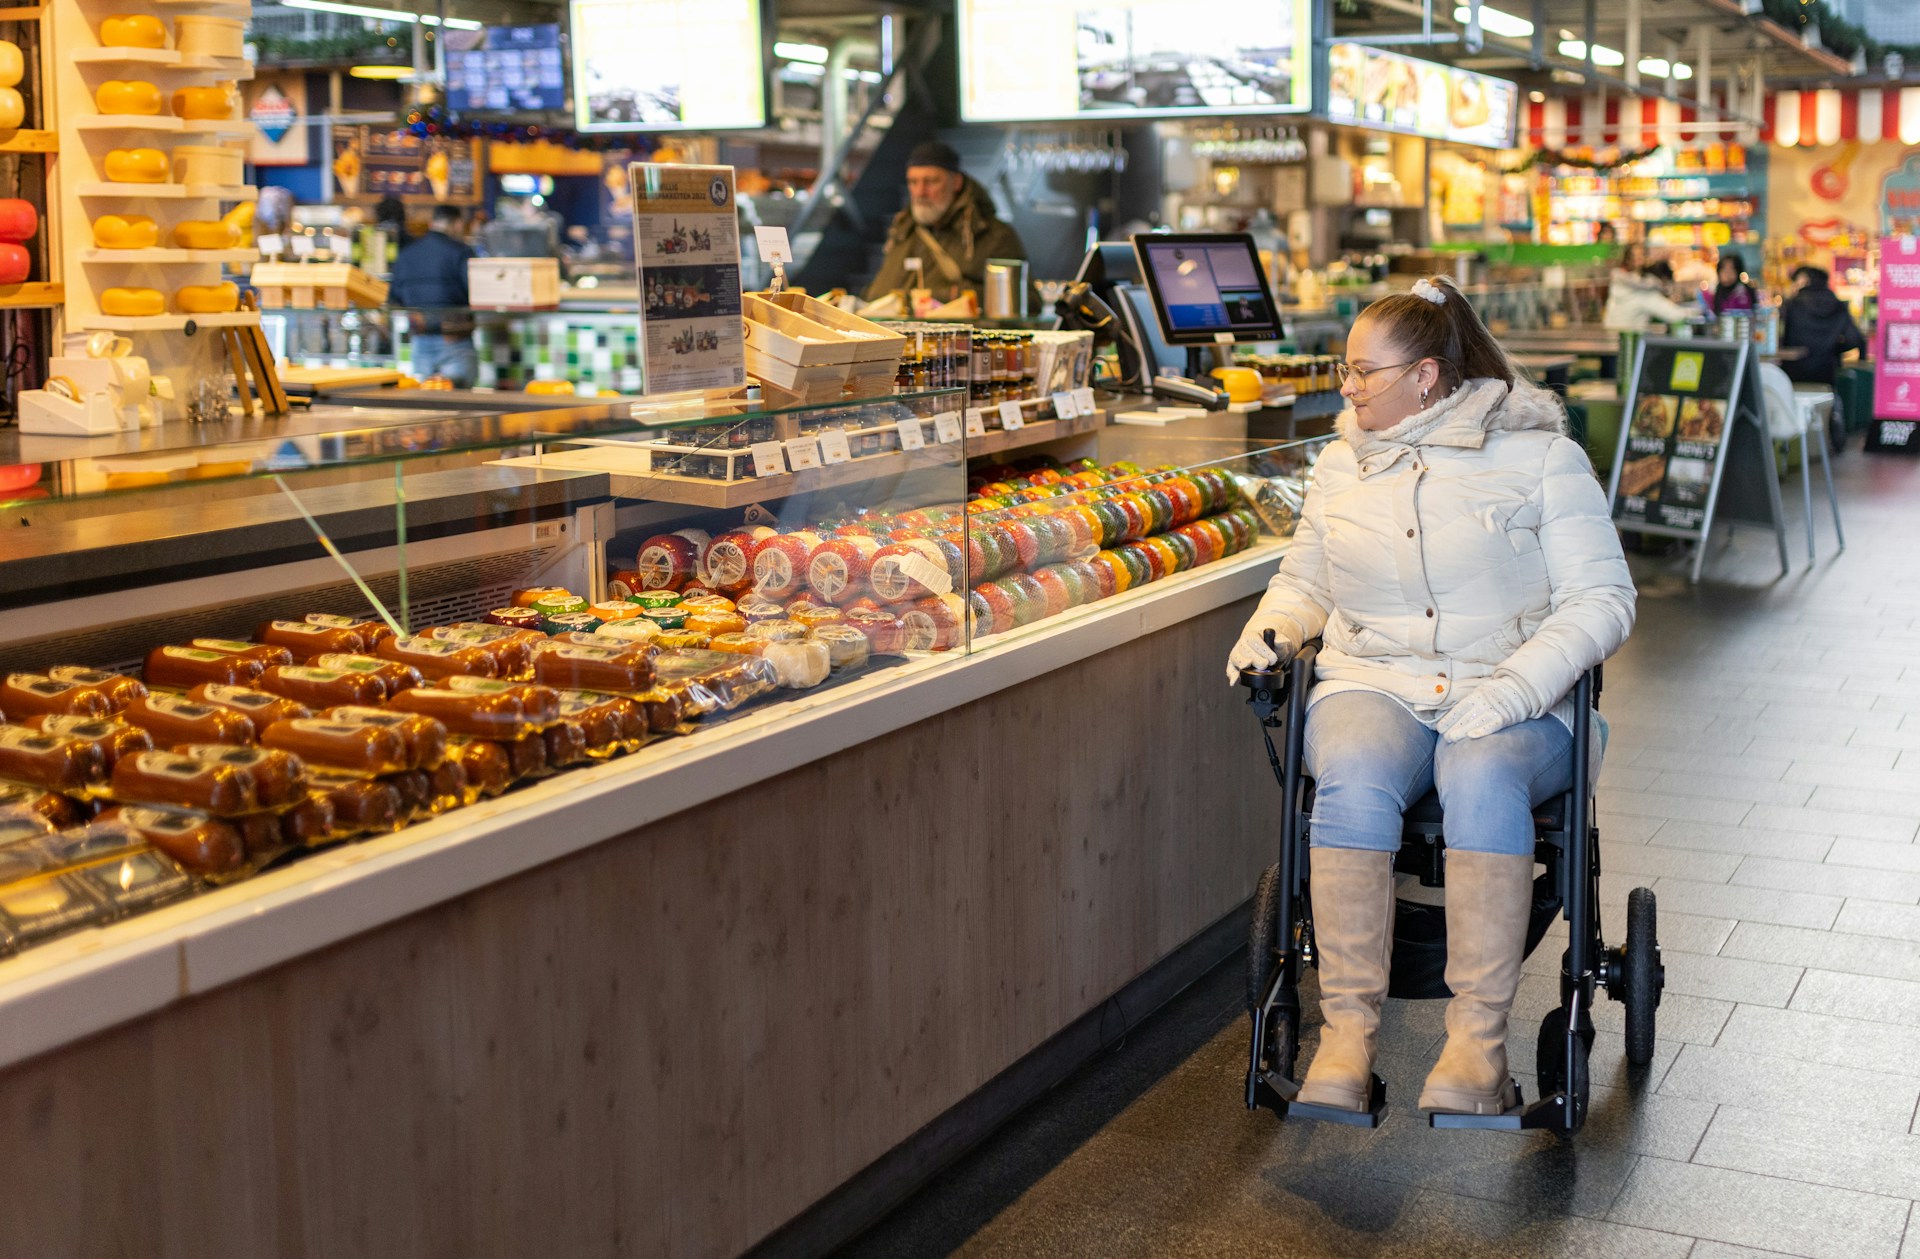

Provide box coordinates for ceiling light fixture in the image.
[1558,38,1625,66]
[282,0,482,31]
[1452,5,1535,37]
[773,40,830,63]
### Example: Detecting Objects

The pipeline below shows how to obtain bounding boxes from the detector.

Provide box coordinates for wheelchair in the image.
[1238,637,1665,1137]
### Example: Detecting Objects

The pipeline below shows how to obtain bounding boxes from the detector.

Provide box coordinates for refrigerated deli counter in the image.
[0,387,1321,1257]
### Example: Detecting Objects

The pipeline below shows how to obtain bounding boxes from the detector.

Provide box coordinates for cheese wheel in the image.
[868,540,956,604]
[900,594,966,652]
[702,528,774,595]
[805,536,880,606]
[749,531,820,601]
[632,530,710,592]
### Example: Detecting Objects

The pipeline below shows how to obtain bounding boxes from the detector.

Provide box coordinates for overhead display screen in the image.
[958,0,1312,123]
[1326,42,1518,148]
[569,0,766,132]
[444,25,566,114]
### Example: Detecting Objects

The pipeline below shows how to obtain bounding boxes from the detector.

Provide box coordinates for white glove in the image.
[1434,674,1535,743]
[1226,613,1297,686]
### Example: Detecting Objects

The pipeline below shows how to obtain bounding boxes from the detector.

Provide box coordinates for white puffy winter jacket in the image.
[1253,377,1636,732]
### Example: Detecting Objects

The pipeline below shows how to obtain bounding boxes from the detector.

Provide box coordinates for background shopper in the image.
[1780,265,1867,386]
[1707,250,1759,316]
[390,204,478,388]
[1226,276,1636,1118]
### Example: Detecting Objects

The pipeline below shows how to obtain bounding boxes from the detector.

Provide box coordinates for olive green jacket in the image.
[863,175,1026,303]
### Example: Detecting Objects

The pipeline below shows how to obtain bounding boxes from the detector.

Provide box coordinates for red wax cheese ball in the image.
[900,594,965,652]
[969,583,1016,636]
[751,531,821,602]
[633,529,711,593]
[869,540,953,604]
[702,527,775,595]
[1028,567,1074,620]
[806,535,880,606]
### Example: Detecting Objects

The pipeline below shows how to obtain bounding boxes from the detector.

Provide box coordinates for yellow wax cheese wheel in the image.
[175,282,239,313]
[100,15,168,48]
[103,148,168,183]
[100,287,165,317]
[92,215,159,249]
[96,80,163,116]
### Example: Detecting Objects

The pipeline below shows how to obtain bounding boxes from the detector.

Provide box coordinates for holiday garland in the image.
[399,105,660,152]
[1501,145,1660,175]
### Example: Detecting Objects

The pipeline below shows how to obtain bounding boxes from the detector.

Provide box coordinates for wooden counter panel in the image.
[0,597,1271,1259]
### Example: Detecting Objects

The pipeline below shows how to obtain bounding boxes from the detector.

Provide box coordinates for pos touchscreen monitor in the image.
[1131,233,1284,346]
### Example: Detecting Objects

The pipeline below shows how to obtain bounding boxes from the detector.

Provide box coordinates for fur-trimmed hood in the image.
[1336,377,1568,474]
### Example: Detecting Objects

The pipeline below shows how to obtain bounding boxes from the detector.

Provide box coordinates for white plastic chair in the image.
[1759,362,1844,564]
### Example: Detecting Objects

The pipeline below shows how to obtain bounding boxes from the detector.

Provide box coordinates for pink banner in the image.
[1876,235,1920,421]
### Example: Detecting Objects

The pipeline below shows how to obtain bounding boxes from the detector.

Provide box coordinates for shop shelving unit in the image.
[49,0,258,404]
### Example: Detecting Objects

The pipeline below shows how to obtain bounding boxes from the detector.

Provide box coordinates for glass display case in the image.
[0,385,1325,959]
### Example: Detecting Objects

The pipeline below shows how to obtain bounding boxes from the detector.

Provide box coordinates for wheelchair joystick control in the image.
[1240,629,1289,723]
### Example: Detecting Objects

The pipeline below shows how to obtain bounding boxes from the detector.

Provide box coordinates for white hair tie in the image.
[1411,278,1446,305]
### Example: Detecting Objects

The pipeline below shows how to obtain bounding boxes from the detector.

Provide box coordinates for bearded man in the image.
[863,141,1025,303]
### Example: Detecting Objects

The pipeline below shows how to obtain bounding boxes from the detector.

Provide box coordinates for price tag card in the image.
[290,233,315,258]
[750,441,787,478]
[964,410,987,437]
[895,418,926,451]
[817,429,853,465]
[935,412,965,443]
[1072,386,1097,414]
[1051,391,1079,419]
[784,437,822,471]
[752,226,793,265]
[256,233,285,256]
[998,400,1025,431]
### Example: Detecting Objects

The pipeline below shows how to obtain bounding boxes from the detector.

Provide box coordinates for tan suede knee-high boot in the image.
[1296,847,1397,1111]
[1418,850,1533,1115]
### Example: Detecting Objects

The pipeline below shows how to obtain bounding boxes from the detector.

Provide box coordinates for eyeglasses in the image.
[1335,360,1418,394]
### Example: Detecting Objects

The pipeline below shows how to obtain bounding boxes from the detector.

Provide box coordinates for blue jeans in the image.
[1303,690,1573,856]
[410,334,478,388]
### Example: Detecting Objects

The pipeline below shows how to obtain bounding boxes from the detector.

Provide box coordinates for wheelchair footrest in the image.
[1287,1075,1389,1128]
[1248,1069,1300,1115]
[1430,1087,1575,1133]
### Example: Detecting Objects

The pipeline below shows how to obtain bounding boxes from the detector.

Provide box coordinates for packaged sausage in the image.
[187,683,312,729]
[232,812,286,860]
[98,806,245,877]
[124,692,255,747]
[172,744,308,808]
[443,676,564,726]
[254,619,366,656]
[431,759,474,811]
[322,706,448,771]
[110,750,255,815]
[260,718,411,778]
[446,738,513,799]
[384,769,432,822]
[385,686,535,739]
[144,644,263,689]
[653,679,719,721]
[256,665,388,710]
[189,638,296,668]
[426,623,540,677]
[305,770,404,834]
[377,635,499,681]
[711,653,792,702]
[0,872,111,953]
[553,691,629,755]
[70,848,194,916]
[278,793,339,848]
[29,714,153,773]
[0,725,108,793]
[307,654,423,701]
[304,613,396,650]
[0,781,88,830]
[529,641,656,692]
[500,732,548,780]
[46,666,148,711]
[631,688,686,733]
[542,720,590,769]
[0,672,119,722]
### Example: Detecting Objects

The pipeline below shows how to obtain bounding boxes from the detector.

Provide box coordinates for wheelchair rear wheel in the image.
[1247,863,1282,1014]
[1623,887,1662,1065]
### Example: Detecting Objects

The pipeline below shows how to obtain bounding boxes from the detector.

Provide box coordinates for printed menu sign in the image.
[1612,341,1742,532]
[1870,235,1920,453]
[629,163,746,394]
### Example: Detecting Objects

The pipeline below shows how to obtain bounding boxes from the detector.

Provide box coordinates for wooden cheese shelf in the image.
[0,129,56,154]
[76,182,256,200]
[80,248,257,265]
[0,282,63,308]
[495,409,1112,510]
[78,310,259,332]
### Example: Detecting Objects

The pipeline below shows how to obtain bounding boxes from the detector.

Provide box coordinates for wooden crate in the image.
[741,294,859,368]
[249,262,390,311]
[754,291,905,365]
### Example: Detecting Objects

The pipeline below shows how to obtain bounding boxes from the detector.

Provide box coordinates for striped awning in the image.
[1766,87,1920,146]
[1523,92,1750,149]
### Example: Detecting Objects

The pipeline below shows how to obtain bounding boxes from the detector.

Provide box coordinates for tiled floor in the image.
[849,445,1920,1258]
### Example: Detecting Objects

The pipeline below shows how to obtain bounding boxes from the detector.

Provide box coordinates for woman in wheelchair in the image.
[1226,277,1636,1118]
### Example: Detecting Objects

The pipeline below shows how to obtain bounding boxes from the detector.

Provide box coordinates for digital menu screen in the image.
[444,25,566,114]
[1134,234,1284,345]
[569,0,765,133]
[1326,43,1517,148]
[958,0,1311,123]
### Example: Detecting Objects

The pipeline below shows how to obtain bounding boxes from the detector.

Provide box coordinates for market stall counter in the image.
[0,388,1324,1256]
